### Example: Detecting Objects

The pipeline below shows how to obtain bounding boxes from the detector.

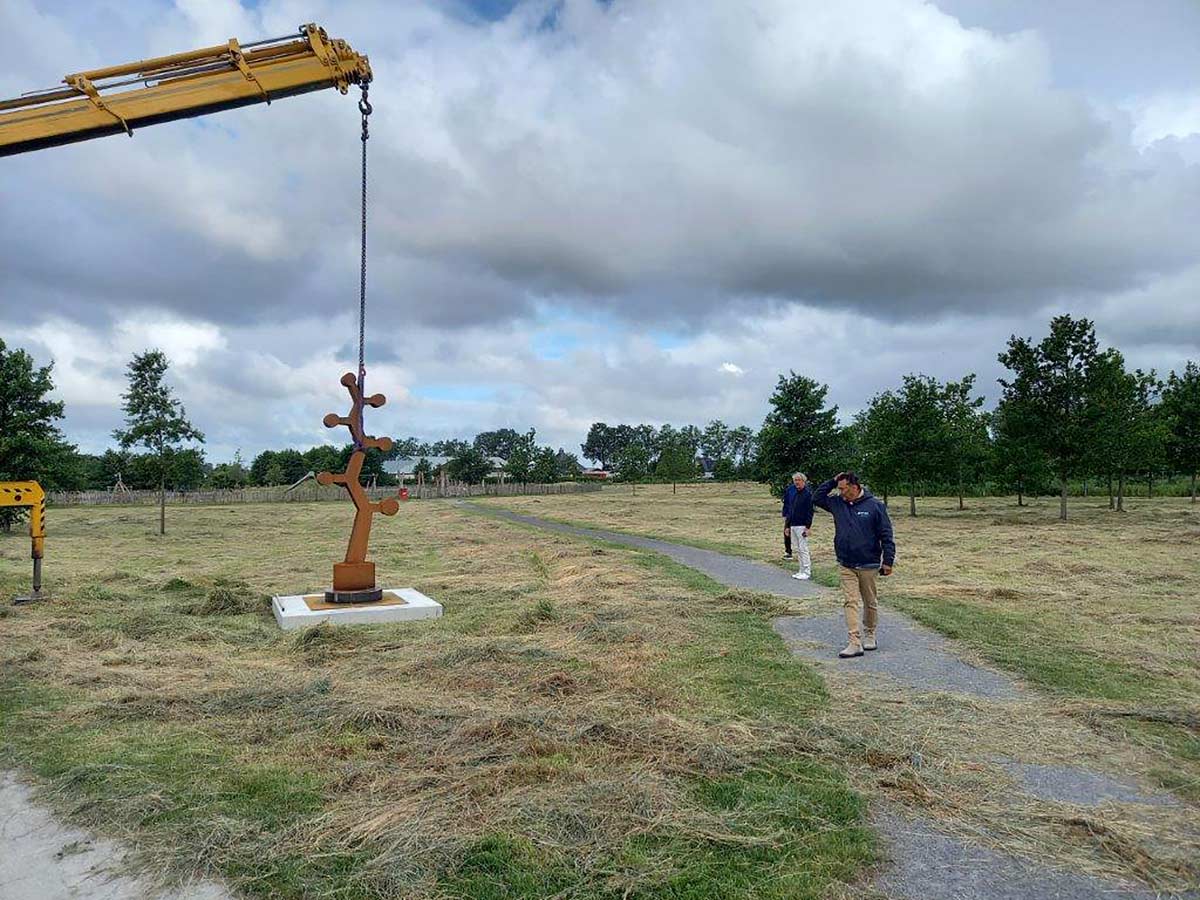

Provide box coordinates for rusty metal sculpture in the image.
[317,372,399,603]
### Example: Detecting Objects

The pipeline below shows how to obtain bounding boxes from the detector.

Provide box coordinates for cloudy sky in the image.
[2,0,1197,463]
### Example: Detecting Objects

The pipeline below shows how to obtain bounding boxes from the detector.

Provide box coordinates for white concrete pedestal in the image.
[272,588,442,631]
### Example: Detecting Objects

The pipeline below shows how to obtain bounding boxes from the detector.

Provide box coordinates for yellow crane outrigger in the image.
[0,482,46,603]
[0,23,370,156]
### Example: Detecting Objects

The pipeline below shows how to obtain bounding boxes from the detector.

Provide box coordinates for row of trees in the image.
[3,315,1197,529]
[746,316,1198,520]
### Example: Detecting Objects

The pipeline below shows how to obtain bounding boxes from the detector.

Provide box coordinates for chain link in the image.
[355,83,372,447]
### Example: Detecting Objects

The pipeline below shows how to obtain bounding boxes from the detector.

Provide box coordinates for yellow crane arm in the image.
[0,23,370,157]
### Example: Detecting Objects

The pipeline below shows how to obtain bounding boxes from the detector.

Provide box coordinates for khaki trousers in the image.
[839,565,879,640]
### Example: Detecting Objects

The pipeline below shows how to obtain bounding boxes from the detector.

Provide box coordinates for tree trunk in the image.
[1147,473,1153,498]
[957,476,964,511]
[1059,476,1067,521]
[1117,472,1125,512]
[672,481,677,495]
[1082,478,1088,497]
[1192,471,1197,503]
[159,476,166,536]
[1107,474,1114,510]
[908,482,917,518]
[1017,479,1024,507]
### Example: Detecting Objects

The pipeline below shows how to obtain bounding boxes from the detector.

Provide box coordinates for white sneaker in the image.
[791,571,811,580]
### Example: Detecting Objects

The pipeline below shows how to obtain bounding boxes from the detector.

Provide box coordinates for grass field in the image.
[0,500,873,899]
[486,484,1200,797]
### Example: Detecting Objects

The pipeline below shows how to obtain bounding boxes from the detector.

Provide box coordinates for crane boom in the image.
[0,24,371,157]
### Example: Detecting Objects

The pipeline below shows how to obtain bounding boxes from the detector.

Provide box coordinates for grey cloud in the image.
[6,0,1199,334]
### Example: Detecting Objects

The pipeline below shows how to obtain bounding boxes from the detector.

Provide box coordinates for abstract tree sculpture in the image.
[317,372,399,602]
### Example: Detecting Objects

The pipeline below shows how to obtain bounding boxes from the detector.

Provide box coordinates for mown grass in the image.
[486,485,1200,804]
[0,500,872,898]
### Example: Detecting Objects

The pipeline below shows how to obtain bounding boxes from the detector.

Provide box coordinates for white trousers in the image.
[791,528,811,576]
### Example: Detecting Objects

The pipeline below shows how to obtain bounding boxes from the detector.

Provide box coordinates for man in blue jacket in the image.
[812,471,896,658]
[781,472,814,579]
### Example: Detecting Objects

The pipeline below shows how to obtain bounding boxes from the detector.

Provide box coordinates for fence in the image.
[47,481,602,507]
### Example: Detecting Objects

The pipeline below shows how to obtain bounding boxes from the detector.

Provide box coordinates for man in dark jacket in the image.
[781,472,814,579]
[812,471,896,658]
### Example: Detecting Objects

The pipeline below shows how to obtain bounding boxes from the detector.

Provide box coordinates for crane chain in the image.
[355,82,372,447]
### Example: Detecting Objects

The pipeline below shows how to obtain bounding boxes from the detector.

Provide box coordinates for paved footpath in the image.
[0,773,232,900]
[469,504,1197,900]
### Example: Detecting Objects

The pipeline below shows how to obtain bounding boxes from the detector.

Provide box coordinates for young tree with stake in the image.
[114,350,204,536]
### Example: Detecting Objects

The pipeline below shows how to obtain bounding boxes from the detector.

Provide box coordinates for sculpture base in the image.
[324,587,383,604]
[272,588,443,631]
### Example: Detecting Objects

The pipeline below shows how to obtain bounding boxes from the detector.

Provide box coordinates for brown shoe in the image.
[862,632,877,652]
[838,640,864,659]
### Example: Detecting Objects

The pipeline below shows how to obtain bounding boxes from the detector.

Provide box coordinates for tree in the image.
[531,446,559,483]
[302,445,342,476]
[990,397,1050,506]
[712,457,737,480]
[431,438,469,456]
[474,428,524,460]
[250,450,278,485]
[860,375,946,517]
[1162,361,1200,501]
[581,423,620,470]
[655,433,696,493]
[446,447,492,485]
[413,457,435,484]
[1089,351,1162,511]
[169,447,208,490]
[853,394,904,507]
[701,419,731,460]
[0,340,76,531]
[113,350,204,535]
[939,375,990,510]
[554,448,582,478]
[504,430,537,483]
[756,372,840,496]
[727,425,757,476]
[614,441,651,490]
[997,316,1103,521]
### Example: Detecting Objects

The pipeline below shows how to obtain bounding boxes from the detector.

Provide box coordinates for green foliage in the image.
[997,315,1103,519]
[581,422,621,469]
[614,440,651,482]
[755,372,840,496]
[553,447,582,477]
[655,434,697,490]
[0,339,79,529]
[504,429,537,482]
[530,445,559,483]
[474,427,525,459]
[712,456,737,480]
[701,419,731,459]
[939,375,990,507]
[989,396,1049,503]
[1162,361,1200,499]
[447,446,494,484]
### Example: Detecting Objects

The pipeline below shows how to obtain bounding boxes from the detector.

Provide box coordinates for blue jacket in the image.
[812,478,895,569]
[781,483,814,527]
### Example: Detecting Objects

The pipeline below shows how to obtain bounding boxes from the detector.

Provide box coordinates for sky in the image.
[1,0,1197,465]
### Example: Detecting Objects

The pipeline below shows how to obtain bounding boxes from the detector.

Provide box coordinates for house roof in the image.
[382,456,507,474]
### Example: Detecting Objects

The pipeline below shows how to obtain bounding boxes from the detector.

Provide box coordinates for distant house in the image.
[698,456,717,478]
[580,468,611,480]
[383,456,507,481]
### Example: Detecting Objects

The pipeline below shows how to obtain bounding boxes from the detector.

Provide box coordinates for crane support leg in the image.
[1,481,47,604]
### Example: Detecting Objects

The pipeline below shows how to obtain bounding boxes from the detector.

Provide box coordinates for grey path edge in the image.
[462,502,1195,900]
[0,772,233,900]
